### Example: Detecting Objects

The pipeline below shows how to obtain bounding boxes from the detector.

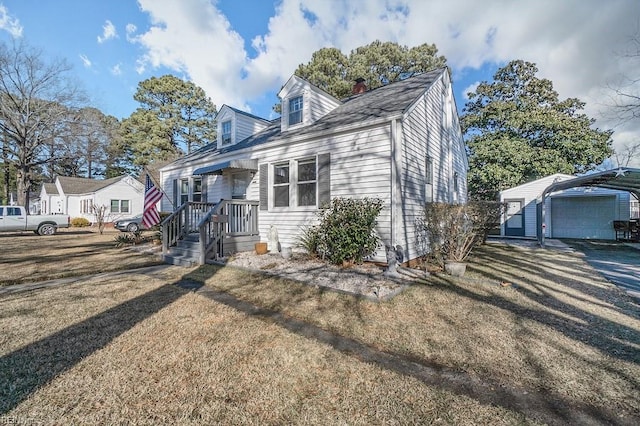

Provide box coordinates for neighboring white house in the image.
[38,175,145,223]
[160,67,468,263]
[500,173,635,240]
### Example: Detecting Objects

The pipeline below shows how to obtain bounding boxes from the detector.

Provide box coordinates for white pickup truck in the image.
[0,205,70,235]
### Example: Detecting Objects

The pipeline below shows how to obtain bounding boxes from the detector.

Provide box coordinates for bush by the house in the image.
[70,217,91,227]
[299,197,384,265]
[466,200,507,243]
[417,201,507,266]
[417,202,482,266]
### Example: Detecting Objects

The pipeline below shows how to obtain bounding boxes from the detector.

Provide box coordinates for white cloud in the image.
[125,23,137,41]
[79,54,92,68]
[0,4,22,37]
[97,20,117,43]
[111,63,122,76]
[131,0,640,156]
[133,0,247,108]
[462,82,479,101]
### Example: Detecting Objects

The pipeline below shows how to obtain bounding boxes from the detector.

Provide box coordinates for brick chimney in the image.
[352,78,367,94]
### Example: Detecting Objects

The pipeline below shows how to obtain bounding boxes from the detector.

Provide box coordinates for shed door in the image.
[504,199,525,236]
[551,196,616,239]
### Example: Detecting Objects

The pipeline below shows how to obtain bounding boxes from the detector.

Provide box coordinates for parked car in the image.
[0,205,70,235]
[114,215,146,232]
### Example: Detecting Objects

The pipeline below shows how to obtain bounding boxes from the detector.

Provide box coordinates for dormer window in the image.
[288,96,303,125]
[221,120,232,145]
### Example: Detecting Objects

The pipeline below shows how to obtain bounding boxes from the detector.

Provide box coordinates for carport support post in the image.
[540,194,546,248]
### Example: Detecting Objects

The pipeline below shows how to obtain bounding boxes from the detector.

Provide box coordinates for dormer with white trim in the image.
[216,105,271,150]
[278,75,342,133]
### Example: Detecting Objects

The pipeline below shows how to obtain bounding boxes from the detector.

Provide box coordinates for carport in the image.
[538,167,640,247]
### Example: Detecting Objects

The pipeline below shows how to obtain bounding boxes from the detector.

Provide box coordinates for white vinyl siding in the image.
[235,114,269,142]
[216,105,270,149]
[248,125,392,257]
[399,74,467,261]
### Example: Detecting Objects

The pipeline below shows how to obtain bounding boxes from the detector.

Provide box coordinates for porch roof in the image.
[192,159,258,175]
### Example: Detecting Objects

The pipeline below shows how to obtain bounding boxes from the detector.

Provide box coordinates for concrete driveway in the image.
[562,240,640,299]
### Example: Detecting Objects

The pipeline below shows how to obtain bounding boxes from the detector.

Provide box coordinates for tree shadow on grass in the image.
[0,267,218,414]
[193,277,633,426]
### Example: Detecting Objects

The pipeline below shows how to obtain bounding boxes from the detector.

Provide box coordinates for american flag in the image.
[142,174,162,229]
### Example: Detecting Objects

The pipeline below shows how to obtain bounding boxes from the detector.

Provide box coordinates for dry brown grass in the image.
[0,228,163,286]
[0,236,639,425]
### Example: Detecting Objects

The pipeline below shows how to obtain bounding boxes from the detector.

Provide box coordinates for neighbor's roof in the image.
[168,68,446,169]
[542,167,640,198]
[56,175,127,195]
[42,182,58,195]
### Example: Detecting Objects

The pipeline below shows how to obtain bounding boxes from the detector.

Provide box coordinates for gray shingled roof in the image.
[170,68,445,168]
[56,175,126,195]
[43,183,58,195]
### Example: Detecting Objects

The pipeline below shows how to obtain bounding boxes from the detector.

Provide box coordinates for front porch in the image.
[161,199,260,266]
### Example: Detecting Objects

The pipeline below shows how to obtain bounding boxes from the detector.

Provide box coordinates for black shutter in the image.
[172,179,178,210]
[318,153,330,208]
[259,164,268,211]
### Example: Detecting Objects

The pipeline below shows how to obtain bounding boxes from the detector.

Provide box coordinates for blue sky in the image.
[1,0,639,164]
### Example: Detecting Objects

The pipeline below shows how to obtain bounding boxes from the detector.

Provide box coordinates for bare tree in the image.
[613,142,640,167]
[0,40,86,210]
[606,26,640,124]
[90,203,108,234]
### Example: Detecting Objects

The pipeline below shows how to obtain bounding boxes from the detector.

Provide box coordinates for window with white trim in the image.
[288,96,303,125]
[110,199,130,213]
[221,120,232,145]
[425,155,433,203]
[297,158,316,206]
[180,179,189,205]
[273,163,290,207]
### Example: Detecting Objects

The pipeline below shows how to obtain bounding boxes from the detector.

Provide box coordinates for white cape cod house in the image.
[159,67,468,265]
[38,175,144,223]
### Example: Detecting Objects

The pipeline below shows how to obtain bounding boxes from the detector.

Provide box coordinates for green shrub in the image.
[301,197,384,265]
[297,225,320,256]
[71,217,91,227]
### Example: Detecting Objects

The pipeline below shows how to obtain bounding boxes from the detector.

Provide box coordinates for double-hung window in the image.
[297,158,316,206]
[180,179,189,205]
[272,158,317,208]
[288,96,303,125]
[110,200,130,213]
[425,155,433,203]
[273,163,290,207]
[221,120,232,145]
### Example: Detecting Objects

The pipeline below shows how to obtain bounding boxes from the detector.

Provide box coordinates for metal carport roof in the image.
[538,167,640,246]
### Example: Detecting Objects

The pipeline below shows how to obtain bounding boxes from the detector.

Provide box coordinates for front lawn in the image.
[0,240,638,424]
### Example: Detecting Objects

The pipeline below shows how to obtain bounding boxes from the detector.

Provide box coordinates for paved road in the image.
[562,240,640,299]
